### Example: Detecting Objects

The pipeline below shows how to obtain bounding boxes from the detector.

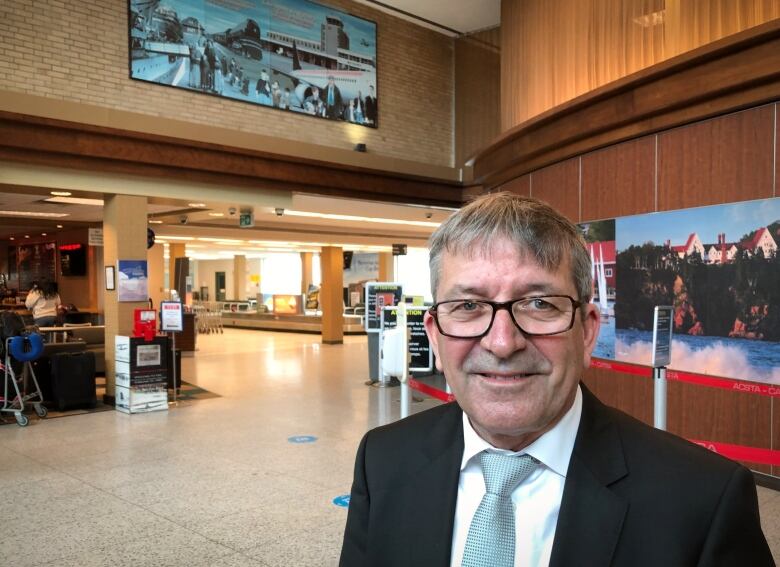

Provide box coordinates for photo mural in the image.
[128,0,378,126]
[583,197,780,385]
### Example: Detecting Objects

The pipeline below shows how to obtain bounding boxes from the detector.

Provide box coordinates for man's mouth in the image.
[477,372,536,380]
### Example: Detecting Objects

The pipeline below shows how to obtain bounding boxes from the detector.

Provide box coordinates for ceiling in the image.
[0,186,455,259]
[354,0,500,35]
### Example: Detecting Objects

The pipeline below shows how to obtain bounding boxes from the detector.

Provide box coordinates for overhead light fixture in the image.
[50,190,72,197]
[208,212,225,217]
[45,196,103,206]
[148,219,163,224]
[9,237,14,241]
[24,235,30,239]
[56,224,63,228]
[283,210,440,228]
[188,203,206,207]
[0,210,69,218]
[197,237,244,243]
[41,233,47,236]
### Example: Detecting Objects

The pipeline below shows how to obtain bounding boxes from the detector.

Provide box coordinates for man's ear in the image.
[424,311,443,372]
[581,302,601,369]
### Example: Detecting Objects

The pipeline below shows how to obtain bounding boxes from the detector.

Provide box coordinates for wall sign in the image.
[160,300,184,332]
[364,282,403,332]
[380,305,433,372]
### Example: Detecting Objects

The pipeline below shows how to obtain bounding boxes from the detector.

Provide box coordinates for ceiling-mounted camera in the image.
[275,208,285,217]
[179,215,189,225]
[228,207,237,216]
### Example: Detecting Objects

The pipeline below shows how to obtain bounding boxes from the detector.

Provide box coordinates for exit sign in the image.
[239,211,254,228]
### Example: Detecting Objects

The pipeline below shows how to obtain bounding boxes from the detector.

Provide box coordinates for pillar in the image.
[147,240,165,309]
[103,194,148,403]
[379,252,394,281]
[233,254,246,300]
[301,251,314,294]
[168,242,186,294]
[320,246,344,344]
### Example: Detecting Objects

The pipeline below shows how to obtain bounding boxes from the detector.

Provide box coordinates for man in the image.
[323,75,343,119]
[364,84,377,125]
[339,193,773,567]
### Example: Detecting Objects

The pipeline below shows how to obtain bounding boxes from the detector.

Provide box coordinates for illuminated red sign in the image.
[59,243,83,251]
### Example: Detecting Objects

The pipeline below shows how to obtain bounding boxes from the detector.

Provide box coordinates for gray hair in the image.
[428,192,592,307]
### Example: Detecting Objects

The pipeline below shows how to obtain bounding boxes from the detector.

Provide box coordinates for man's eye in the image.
[528,298,556,311]
[452,301,479,311]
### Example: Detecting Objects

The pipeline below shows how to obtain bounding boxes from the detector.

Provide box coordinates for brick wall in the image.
[0,0,454,167]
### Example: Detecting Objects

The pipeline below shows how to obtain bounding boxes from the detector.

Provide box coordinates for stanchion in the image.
[653,366,667,430]
[169,331,178,407]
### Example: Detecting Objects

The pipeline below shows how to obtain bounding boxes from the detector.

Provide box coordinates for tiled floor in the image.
[0,328,777,566]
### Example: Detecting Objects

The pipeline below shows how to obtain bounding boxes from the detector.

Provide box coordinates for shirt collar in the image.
[460,384,583,478]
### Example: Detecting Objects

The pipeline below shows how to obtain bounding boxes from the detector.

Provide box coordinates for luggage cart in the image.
[1,335,47,426]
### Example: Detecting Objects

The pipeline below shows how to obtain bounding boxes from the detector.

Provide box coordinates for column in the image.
[103,194,148,403]
[300,251,314,294]
[378,252,394,281]
[168,242,186,297]
[320,246,343,344]
[233,254,246,300]
[147,240,165,309]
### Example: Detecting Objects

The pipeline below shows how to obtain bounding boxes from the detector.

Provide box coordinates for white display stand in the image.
[114,335,168,414]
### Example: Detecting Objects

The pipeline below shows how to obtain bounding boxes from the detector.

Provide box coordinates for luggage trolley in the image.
[1,334,48,426]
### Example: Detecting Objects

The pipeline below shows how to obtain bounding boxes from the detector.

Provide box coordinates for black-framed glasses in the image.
[429,295,582,338]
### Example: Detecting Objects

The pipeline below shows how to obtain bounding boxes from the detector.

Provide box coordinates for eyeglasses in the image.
[429,295,582,339]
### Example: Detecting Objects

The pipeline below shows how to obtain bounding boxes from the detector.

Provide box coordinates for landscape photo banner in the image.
[128,0,378,126]
[595,197,780,385]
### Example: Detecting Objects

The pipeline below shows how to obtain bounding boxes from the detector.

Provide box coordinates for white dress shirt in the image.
[450,385,583,567]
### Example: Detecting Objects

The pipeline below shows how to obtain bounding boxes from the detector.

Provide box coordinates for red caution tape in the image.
[591,358,780,398]
[408,378,455,403]
[688,439,780,467]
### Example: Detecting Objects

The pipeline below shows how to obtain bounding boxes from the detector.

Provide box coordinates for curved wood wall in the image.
[473,21,780,477]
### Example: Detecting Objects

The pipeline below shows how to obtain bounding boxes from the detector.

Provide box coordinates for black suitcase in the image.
[50,351,97,411]
[30,357,53,403]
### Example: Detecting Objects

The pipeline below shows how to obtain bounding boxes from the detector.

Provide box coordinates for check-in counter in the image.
[221,311,365,334]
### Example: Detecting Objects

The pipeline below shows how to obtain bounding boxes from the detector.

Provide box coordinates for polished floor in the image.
[0,328,777,566]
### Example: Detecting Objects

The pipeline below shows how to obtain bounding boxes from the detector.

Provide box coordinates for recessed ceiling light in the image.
[148,220,163,224]
[188,203,206,207]
[24,235,30,238]
[9,237,14,241]
[56,224,63,228]
[41,233,47,236]
[45,196,103,206]
[208,212,225,217]
[0,210,70,218]
[50,191,72,197]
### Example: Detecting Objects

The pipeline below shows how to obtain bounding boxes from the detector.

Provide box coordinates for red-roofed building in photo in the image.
[739,227,777,258]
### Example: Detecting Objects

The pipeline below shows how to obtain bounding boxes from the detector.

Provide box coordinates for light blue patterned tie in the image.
[461,452,538,567]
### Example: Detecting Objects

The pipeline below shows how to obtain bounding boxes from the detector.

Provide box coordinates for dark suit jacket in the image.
[339,385,773,566]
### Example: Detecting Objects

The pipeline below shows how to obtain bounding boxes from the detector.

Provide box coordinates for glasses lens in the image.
[512,296,574,334]
[436,300,493,337]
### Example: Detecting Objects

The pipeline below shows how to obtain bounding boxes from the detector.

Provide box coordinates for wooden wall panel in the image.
[667,381,773,474]
[581,136,656,221]
[776,102,780,198]
[498,174,530,196]
[529,159,580,221]
[501,0,780,129]
[455,29,501,167]
[657,105,775,211]
[583,367,654,426]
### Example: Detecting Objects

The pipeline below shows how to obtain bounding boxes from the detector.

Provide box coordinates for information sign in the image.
[365,282,403,332]
[160,301,183,332]
[651,305,674,367]
[392,243,407,256]
[381,305,433,372]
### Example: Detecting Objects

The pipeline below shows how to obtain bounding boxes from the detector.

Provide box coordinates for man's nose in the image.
[480,307,527,357]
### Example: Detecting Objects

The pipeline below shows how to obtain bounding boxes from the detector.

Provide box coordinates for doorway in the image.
[216,271,226,301]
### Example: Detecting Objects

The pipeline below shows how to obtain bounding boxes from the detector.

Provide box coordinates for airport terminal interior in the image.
[2,0,780,564]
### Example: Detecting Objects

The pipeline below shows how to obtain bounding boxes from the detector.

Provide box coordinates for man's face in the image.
[424,238,599,450]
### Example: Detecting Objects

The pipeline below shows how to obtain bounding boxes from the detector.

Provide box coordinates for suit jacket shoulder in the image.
[550,386,774,566]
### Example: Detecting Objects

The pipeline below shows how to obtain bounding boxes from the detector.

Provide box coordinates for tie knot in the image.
[479,452,538,497]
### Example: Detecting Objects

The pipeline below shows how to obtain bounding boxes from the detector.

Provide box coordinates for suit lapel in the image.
[549,386,629,567]
[394,403,464,567]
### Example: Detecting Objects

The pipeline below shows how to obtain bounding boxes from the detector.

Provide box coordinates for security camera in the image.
[228,207,237,216]
[425,212,433,219]
[179,215,189,225]
[275,208,285,217]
